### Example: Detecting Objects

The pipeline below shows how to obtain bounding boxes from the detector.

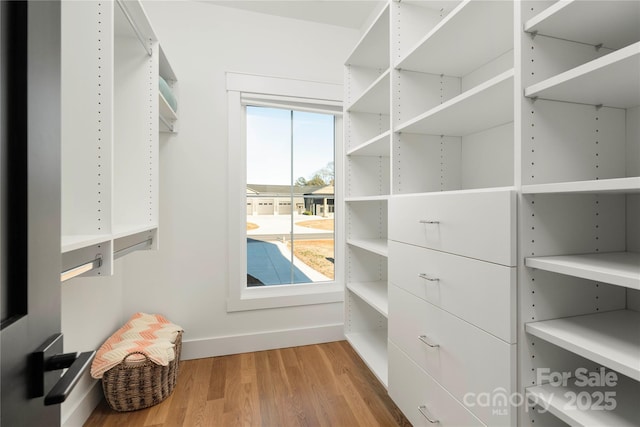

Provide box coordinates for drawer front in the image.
[388,189,516,266]
[389,284,516,426]
[388,342,485,427]
[388,240,516,343]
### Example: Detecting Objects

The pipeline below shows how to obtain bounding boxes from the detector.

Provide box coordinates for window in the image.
[246,106,335,287]
[227,73,343,311]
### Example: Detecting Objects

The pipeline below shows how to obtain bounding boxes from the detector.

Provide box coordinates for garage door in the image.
[257,199,274,215]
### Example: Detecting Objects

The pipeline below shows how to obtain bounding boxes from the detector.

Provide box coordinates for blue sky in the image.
[246,106,334,185]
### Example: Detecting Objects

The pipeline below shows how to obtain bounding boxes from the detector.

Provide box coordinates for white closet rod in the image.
[116,0,152,56]
[113,238,153,260]
[61,258,102,282]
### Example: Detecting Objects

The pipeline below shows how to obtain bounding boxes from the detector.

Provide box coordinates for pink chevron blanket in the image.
[90,313,183,379]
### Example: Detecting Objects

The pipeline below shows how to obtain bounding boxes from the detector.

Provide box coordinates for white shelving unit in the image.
[524,41,640,108]
[395,0,513,76]
[344,2,391,387]
[526,310,640,381]
[397,69,514,136]
[526,373,640,427]
[60,0,170,280]
[347,281,388,317]
[526,252,640,290]
[343,1,639,424]
[519,1,640,426]
[159,45,178,133]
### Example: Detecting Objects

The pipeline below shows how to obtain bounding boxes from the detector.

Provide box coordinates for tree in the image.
[294,161,334,187]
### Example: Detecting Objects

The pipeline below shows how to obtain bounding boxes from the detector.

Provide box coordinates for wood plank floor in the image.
[84,341,411,427]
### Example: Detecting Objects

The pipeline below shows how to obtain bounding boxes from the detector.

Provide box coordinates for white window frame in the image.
[226,72,344,312]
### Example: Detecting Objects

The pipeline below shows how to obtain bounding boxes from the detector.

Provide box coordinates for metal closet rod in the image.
[116,0,152,56]
[114,238,153,260]
[60,238,153,282]
[61,258,102,282]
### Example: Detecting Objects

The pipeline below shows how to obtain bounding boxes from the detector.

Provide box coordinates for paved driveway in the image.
[247,239,311,285]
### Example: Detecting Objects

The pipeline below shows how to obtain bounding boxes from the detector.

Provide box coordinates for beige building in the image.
[246,184,334,217]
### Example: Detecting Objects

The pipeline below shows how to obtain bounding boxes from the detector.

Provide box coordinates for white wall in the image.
[61,3,358,425]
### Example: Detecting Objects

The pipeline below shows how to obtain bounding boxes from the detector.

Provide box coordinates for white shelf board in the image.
[345,4,389,69]
[396,0,513,76]
[345,195,389,202]
[346,70,390,115]
[347,238,388,257]
[522,177,640,195]
[347,281,388,317]
[525,41,640,108]
[61,234,111,253]
[526,310,640,381]
[159,45,177,82]
[524,0,640,50]
[347,130,391,157]
[526,373,640,427]
[397,69,514,136]
[526,252,640,290]
[345,331,388,387]
[112,224,157,240]
[159,91,177,121]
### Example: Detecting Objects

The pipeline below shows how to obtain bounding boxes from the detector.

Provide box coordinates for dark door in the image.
[1,1,63,425]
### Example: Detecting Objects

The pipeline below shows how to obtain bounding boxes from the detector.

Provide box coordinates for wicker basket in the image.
[101,331,182,412]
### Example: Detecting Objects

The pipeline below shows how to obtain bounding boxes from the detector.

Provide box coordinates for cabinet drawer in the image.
[388,189,516,266]
[389,284,516,426]
[389,342,485,427]
[388,240,516,343]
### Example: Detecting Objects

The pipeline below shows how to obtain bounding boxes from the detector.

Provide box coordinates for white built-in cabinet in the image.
[61,0,176,280]
[344,0,640,425]
[519,1,640,426]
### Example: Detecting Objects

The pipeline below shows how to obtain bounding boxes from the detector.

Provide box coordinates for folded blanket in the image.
[159,76,178,113]
[90,312,183,379]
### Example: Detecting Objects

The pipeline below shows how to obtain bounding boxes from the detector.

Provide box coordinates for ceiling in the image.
[203,0,382,29]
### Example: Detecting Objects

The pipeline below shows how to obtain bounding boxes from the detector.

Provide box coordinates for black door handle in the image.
[44,350,95,405]
[30,333,95,405]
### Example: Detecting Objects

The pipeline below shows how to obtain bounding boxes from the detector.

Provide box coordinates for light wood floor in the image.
[84,341,411,427]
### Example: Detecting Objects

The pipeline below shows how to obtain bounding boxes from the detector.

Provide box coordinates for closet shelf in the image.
[345,4,389,70]
[524,0,640,50]
[397,69,513,136]
[524,41,640,108]
[347,130,390,157]
[345,330,388,387]
[522,177,640,195]
[526,252,640,290]
[159,91,177,121]
[62,234,111,253]
[346,70,390,115]
[345,195,389,202]
[347,238,388,257]
[395,0,513,76]
[526,373,640,427]
[112,224,157,240]
[526,310,640,382]
[348,281,389,317]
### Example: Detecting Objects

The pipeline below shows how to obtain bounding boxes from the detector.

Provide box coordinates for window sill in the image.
[226,281,344,312]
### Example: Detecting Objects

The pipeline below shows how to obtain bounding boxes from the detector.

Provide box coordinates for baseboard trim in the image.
[62,377,103,427]
[182,323,345,360]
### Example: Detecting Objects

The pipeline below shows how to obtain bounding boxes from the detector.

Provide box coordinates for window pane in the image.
[246,106,335,287]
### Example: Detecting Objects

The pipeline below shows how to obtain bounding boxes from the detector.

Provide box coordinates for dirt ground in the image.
[287,239,334,279]
[295,219,334,231]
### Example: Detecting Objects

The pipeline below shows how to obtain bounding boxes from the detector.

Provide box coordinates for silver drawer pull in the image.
[418,405,439,423]
[418,335,439,348]
[419,220,440,224]
[418,273,439,282]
